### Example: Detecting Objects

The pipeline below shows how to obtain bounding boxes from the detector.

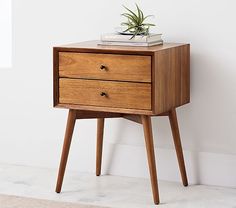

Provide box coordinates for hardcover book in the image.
[98,40,163,47]
[101,33,162,43]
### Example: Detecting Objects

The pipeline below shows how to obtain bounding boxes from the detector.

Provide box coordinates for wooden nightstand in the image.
[53,41,190,205]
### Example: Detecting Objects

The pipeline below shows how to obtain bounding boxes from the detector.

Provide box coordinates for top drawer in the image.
[59,52,151,82]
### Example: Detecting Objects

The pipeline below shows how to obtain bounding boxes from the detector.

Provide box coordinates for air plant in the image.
[121,4,155,39]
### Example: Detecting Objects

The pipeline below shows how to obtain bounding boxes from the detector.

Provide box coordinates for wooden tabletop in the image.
[54,40,188,55]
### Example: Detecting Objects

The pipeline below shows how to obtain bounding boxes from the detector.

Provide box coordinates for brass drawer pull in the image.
[100,92,107,97]
[100,64,106,71]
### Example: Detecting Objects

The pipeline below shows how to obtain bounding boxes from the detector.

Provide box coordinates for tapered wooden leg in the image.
[55,109,77,193]
[96,118,105,176]
[141,115,160,205]
[168,108,188,186]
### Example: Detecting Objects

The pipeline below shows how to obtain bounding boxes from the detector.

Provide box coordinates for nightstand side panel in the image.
[153,45,190,114]
[180,44,190,105]
[53,48,60,107]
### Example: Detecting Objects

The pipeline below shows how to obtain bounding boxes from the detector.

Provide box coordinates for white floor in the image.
[0,164,236,208]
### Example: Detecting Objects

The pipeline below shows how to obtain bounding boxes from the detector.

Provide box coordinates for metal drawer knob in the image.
[100,64,106,71]
[100,92,107,97]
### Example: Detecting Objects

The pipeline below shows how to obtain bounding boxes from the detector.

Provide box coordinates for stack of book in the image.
[99,33,163,47]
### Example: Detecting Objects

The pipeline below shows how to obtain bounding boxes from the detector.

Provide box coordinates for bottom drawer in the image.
[59,78,151,110]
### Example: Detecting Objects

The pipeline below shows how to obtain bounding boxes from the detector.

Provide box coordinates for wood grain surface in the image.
[54,41,190,115]
[59,52,151,82]
[141,115,159,204]
[153,44,190,114]
[96,118,105,176]
[53,41,190,205]
[59,78,151,110]
[56,109,76,193]
[54,41,187,54]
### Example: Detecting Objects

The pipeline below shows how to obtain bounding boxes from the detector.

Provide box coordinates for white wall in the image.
[0,0,236,187]
[0,0,12,67]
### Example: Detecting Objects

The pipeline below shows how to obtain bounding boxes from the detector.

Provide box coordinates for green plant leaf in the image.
[121,13,138,25]
[143,15,154,22]
[121,4,155,38]
[142,23,156,27]
[130,29,140,39]
[140,8,144,23]
[123,25,137,33]
[121,22,131,26]
[123,5,138,20]
[135,4,142,24]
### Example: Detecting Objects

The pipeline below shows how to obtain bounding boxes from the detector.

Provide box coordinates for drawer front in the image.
[59,52,151,82]
[59,78,151,110]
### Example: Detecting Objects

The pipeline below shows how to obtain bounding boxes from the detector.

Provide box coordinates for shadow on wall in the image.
[102,49,236,185]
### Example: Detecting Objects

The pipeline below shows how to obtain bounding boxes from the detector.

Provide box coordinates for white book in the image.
[98,40,163,47]
[101,33,162,43]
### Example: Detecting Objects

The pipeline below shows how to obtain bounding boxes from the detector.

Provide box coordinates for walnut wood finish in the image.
[141,115,159,204]
[59,52,151,83]
[123,114,142,124]
[76,110,121,119]
[54,41,190,205]
[168,109,188,186]
[54,41,190,115]
[153,45,190,114]
[59,78,151,110]
[56,109,76,193]
[56,103,153,115]
[55,110,188,204]
[96,118,105,176]
[55,41,187,54]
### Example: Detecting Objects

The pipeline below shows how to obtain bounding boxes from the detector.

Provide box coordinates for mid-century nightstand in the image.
[53,40,190,205]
